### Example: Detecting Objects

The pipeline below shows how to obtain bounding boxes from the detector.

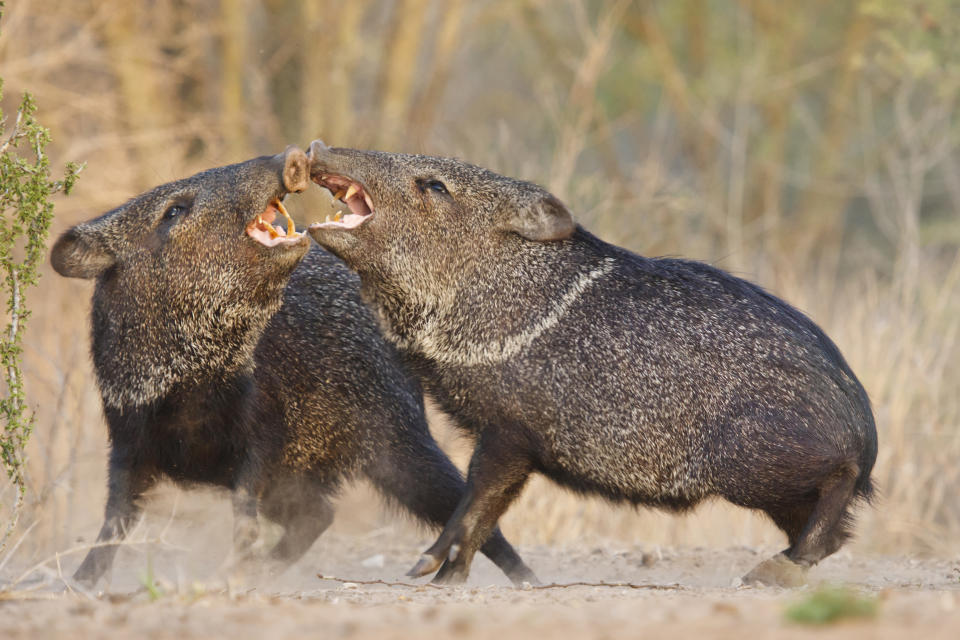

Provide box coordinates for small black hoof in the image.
[406,553,444,578]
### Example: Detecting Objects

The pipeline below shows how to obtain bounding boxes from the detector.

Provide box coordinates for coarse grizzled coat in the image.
[305,139,878,587]
[50,147,534,588]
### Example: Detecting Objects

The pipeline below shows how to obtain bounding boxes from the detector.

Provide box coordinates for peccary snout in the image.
[281,145,310,194]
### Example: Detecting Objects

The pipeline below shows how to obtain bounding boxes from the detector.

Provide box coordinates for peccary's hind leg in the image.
[786,463,859,565]
[363,427,537,586]
[766,500,816,553]
[262,481,335,567]
[228,477,335,582]
[744,463,859,587]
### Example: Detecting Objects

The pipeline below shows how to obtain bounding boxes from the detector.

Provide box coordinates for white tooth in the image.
[325,214,330,223]
[345,184,359,200]
[363,193,373,211]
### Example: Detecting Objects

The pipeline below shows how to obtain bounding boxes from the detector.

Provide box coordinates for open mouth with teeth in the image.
[310,175,374,230]
[245,197,305,247]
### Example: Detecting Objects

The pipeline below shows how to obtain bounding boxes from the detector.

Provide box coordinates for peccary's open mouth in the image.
[246,197,305,247]
[310,175,374,231]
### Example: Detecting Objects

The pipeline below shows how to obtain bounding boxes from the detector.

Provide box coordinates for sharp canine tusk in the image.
[363,193,373,211]
[345,184,359,200]
[333,211,342,222]
[334,189,346,200]
[275,199,297,236]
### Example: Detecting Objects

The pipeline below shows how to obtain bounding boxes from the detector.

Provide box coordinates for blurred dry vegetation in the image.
[1,0,959,569]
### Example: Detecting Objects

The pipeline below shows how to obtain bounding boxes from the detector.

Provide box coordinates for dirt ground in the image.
[3,523,959,640]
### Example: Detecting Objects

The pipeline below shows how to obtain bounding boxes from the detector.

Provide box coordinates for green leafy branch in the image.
[0,70,84,552]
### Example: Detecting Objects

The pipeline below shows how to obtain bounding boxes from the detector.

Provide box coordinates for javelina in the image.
[50,147,534,587]
[305,140,878,587]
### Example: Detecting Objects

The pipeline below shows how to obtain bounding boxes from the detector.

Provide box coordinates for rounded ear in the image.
[50,225,115,279]
[501,194,575,242]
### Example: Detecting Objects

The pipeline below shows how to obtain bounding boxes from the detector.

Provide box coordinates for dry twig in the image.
[317,573,686,591]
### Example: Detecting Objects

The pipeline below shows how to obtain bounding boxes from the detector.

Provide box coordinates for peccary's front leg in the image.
[230,459,265,563]
[406,433,533,585]
[364,423,537,586]
[222,461,270,585]
[73,453,154,587]
[231,485,260,561]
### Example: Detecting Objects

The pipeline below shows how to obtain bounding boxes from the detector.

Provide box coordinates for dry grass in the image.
[0,0,958,569]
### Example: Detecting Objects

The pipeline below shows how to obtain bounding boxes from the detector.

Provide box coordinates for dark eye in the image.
[421,179,449,195]
[164,204,187,220]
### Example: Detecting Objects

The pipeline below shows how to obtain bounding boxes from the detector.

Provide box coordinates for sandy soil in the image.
[3,526,959,640]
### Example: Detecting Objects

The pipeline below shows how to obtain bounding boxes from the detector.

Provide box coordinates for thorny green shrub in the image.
[0,1,83,553]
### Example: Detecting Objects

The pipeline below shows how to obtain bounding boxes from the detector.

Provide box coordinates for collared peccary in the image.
[304,139,878,587]
[50,146,535,588]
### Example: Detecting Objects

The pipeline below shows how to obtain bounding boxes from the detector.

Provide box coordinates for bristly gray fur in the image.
[49,149,535,588]
[306,141,878,587]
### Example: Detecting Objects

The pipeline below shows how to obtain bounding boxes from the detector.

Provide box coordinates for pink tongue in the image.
[346,195,370,216]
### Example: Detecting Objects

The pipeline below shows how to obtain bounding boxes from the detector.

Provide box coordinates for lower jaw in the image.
[307,226,358,252]
[246,227,311,249]
[269,236,311,262]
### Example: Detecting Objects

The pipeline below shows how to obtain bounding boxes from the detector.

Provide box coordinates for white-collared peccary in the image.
[50,147,535,587]
[305,139,878,587]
